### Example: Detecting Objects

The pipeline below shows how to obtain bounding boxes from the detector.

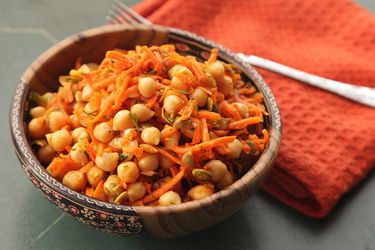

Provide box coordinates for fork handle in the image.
[237,53,375,108]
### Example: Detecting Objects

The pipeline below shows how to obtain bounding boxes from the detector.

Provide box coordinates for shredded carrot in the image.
[145,94,158,108]
[133,167,185,205]
[169,166,179,177]
[46,158,81,181]
[97,143,104,157]
[93,180,107,201]
[192,121,202,144]
[173,136,236,154]
[85,187,94,197]
[80,161,94,173]
[207,48,219,64]
[122,146,143,159]
[198,110,221,120]
[228,116,263,130]
[160,127,177,141]
[220,101,241,120]
[157,148,182,165]
[86,143,96,161]
[94,75,117,89]
[262,129,269,145]
[212,130,229,137]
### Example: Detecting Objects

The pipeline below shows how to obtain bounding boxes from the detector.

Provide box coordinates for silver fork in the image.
[108,0,375,108]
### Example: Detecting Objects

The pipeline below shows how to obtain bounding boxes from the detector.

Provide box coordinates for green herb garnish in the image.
[161,108,175,124]
[129,112,141,131]
[83,110,98,117]
[119,154,129,161]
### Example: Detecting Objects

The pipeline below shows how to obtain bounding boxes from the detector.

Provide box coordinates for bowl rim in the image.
[10,24,282,215]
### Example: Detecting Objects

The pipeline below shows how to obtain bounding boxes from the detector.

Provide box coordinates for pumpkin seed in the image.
[246,140,259,156]
[181,151,194,168]
[192,169,212,182]
[114,191,128,204]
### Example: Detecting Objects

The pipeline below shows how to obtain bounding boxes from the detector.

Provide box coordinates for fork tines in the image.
[107,0,152,25]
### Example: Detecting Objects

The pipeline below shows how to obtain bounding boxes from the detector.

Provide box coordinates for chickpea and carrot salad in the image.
[27,45,268,206]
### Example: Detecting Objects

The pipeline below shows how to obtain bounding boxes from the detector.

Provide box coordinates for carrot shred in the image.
[145,93,158,108]
[80,161,94,173]
[157,148,182,165]
[86,143,96,161]
[228,116,263,130]
[207,48,219,64]
[192,121,202,144]
[198,110,221,120]
[46,158,81,181]
[220,101,241,120]
[172,136,236,154]
[85,187,94,197]
[132,167,185,205]
[122,146,143,159]
[93,180,107,201]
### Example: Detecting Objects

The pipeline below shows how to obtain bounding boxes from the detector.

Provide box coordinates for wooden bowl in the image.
[10,24,282,238]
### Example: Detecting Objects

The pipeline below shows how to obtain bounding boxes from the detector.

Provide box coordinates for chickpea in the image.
[138,77,157,98]
[117,162,140,183]
[73,102,84,113]
[159,191,182,206]
[87,166,106,187]
[233,102,249,118]
[95,152,119,172]
[48,111,68,132]
[190,88,208,107]
[171,76,187,90]
[127,182,146,202]
[103,175,123,197]
[50,128,71,152]
[159,155,175,169]
[70,143,89,166]
[29,106,46,118]
[83,101,98,115]
[109,137,124,150]
[71,127,90,143]
[219,75,234,96]
[163,94,185,114]
[38,144,55,164]
[68,114,80,129]
[161,125,180,149]
[187,185,213,200]
[81,84,93,101]
[215,171,233,190]
[141,127,161,145]
[112,110,134,131]
[62,170,87,192]
[130,104,154,122]
[138,153,159,172]
[227,139,243,159]
[94,122,114,143]
[168,64,193,78]
[74,90,82,103]
[207,62,225,80]
[206,160,227,182]
[28,117,48,139]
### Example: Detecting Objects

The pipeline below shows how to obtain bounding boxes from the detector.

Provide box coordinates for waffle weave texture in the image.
[135,0,375,218]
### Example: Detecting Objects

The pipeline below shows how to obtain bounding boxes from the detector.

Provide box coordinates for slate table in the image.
[1,0,375,249]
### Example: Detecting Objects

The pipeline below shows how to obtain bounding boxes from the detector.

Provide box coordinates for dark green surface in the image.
[1,0,375,249]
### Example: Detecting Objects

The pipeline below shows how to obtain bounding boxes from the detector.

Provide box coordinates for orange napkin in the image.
[134,0,375,217]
